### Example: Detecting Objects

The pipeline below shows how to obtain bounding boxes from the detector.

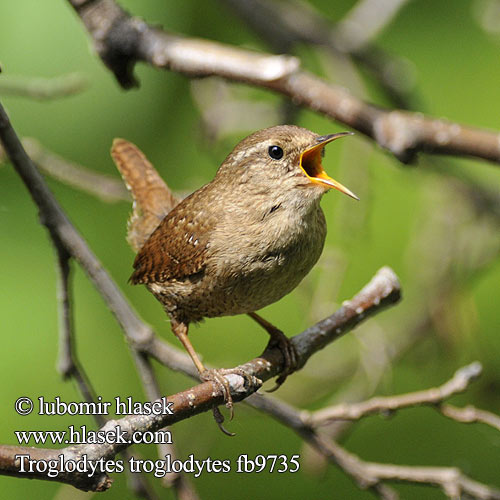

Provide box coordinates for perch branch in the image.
[1,96,497,498]
[0,263,399,492]
[2,138,129,203]
[0,92,399,492]
[0,101,195,497]
[67,0,500,165]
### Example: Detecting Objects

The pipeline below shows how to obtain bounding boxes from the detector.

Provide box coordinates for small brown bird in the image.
[112,125,357,417]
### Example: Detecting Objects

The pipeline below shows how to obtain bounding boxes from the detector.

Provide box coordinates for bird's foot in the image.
[264,328,298,392]
[200,367,261,431]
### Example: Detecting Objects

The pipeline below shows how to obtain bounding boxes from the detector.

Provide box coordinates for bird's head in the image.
[216,125,358,202]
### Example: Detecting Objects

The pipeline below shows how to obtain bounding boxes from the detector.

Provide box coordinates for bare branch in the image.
[0,98,196,498]
[0,73,88,100]
[0,95,401,493]
[66,0,500,165]
[221,0,416,108]
[0,271,399,492]
[247,375,500,500]
[313,436,500,500]
[53,237,160,498]
[310,362,483,425]
[440,404,500,432]
[21,138,130,202]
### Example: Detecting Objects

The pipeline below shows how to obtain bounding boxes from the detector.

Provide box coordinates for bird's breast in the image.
[207,202,327,314]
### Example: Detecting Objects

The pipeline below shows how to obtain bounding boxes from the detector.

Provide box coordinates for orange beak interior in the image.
[300,132,359,200]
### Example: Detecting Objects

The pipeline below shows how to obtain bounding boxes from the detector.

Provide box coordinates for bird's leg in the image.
[247,312,298,391]
[171,321,259,427]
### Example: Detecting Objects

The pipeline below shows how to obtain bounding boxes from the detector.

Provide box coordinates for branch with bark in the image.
[2,97,500,498]
[248,363,500,500]
[1,3,499,496]
[66,0,500,165]
[221,0,416,109]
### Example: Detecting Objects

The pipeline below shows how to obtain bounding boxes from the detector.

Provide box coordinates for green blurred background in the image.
[1,0,500,498]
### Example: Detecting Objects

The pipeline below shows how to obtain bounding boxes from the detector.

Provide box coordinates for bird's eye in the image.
[268,145,284,160]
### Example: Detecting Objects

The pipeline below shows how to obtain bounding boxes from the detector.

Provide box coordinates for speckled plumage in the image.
[130,125,330,324]
[112,125,355,406]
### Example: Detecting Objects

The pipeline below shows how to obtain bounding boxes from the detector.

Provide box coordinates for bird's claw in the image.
[201,367,261,430]
[265,329,298,392]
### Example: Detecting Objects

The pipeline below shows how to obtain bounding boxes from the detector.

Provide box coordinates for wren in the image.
[111,125,357,420]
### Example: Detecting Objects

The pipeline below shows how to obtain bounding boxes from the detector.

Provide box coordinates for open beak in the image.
[299,132,359,200]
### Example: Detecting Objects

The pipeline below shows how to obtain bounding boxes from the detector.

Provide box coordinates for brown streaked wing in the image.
[130,189,214,284]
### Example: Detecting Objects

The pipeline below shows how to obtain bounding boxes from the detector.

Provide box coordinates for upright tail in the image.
[111,139,179,252]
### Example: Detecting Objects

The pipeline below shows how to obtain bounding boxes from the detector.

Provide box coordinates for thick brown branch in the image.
[67,0,500,164]
[0,444,111,491]
[0,97,400,491]
[0,264,400,491]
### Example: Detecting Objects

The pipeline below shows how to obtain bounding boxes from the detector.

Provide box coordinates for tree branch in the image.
[440,404,500,432]
[0,94,401,492]
[247,367,500,500]
[0,265,400,491]
[221,0,416,109]
[309,362,483,424]
[66,0,500,165]
[20,138,130,203]
[0,73,88,100]
[0,99,196,498]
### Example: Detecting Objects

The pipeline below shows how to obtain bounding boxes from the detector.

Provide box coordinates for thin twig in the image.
[0,73,88,100]
[21,137,130,202]
[440,404,500,432]
[247,368,500,500]
[310,362,483,425]
[67,0,500,164]
[222,0,416,108]
[54,227,158,498]
[312,434,500,500]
